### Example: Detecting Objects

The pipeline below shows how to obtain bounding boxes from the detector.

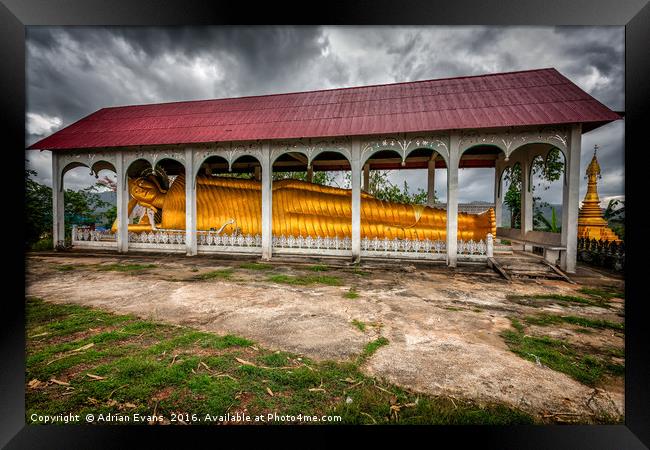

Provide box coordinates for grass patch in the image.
[351,319,366,332]
[193,269,234,280]
[443,306,462,312]
[501,319,624,387]
[267,274,342,286]
[308,264,329,272]
[360,337,389,361]
[506,293,609,308]
[96,263,157,272]
[55,265,76,272]
[25,298,542,425]
[31,237,53,251]
[344,288,359,299]
[524,314,624,331]
[239,262,273,271]
[579,287,624,301]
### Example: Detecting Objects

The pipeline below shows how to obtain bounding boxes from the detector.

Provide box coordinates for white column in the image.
[520,155,534,251]
[116,153,129,253]
[51,153,65,249]
[261,142,273,260]
[446,134,460,267]
[561,125,582,273]
[362,163,370,192]
[427,153,437,206]
[493,160,503,229]
[351,140,362,263]
[185,148,197,256]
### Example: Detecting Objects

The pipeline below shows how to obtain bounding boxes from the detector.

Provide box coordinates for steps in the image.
[492,251,570,281]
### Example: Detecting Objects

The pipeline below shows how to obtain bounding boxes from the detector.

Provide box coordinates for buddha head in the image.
[128,175,167,211]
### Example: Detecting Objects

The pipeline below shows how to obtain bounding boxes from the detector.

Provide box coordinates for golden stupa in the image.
[113,174,496,241]
[577,146,621,242]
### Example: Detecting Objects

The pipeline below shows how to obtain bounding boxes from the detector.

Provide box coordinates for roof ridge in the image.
[101,67,559,110]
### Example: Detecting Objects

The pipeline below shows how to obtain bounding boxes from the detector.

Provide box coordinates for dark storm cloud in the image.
[26,26,624,199]
[26,26,347,137]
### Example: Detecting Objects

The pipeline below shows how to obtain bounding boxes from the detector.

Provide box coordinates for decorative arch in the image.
[361,134,449,167]
[194,142,263,178]
[459,126,570,161]
[270,138,352,166]
[459,143,507,159]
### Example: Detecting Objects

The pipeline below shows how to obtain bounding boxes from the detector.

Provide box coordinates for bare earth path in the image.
[25,252,624,422]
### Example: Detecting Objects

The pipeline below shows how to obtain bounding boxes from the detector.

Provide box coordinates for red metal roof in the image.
[28,68,622,151]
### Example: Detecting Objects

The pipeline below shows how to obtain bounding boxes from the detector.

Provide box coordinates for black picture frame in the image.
[3,1,648,448]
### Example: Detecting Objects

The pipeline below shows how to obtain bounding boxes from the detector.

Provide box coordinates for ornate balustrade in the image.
[71,225,493,261]
[197,231,262,254]
[71,225,117,248]
[577,237,624,271]
[271,233,493,260]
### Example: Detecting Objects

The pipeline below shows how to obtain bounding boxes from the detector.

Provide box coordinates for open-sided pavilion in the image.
[28,68,621,273]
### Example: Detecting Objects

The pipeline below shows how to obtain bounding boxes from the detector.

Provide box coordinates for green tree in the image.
[502,148,564,231]
[25,168,117,248]
[25,168,53,248]
[273,170,336,186]
[344,170,431,205]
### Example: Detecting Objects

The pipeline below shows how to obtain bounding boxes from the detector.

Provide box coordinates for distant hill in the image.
[500,203,562,226]
[96,190,116,212]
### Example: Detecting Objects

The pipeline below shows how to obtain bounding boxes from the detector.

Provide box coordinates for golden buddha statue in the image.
[113,174,496,241]
[577,146,621,242]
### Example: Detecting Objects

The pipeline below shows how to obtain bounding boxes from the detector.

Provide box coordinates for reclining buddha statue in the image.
[113,174,496,241]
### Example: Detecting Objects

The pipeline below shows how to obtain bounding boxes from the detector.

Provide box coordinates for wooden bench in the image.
[496,228,566,265]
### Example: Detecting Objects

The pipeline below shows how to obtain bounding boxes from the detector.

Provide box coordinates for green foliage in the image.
[25,168,53,248]
[25,168,117,248]
[360,337,389,360]
[578,287,624,300]
[273,171,336,186]
[26,298,539,425]
[506,293,611,308]
[239,262,274,271]
[536,206,561,233]
[193,269,234,280]
[266,274,342,286]
[351,319,367,332]
[523,314,623,331]
[366,171,429,205]
[344,288,359,299]
[501,319,624,387]
[502,148,565,230]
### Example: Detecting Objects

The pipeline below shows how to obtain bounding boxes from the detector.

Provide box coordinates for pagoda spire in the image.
[577,145,621,242]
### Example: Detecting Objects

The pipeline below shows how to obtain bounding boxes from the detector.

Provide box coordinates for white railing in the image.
[197,231,262,254]
[271,233,493,260]
[71,225,493,261]
[432,203,495,214]
[128,229,186,253]
[71,225,117,248]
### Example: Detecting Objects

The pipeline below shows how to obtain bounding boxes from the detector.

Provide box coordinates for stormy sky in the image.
[25,26,625,207]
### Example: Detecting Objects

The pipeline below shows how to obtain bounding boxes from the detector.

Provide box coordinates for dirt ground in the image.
[25,250,625,422]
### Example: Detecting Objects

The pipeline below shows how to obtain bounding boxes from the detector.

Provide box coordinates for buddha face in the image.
[129,176,166,211]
